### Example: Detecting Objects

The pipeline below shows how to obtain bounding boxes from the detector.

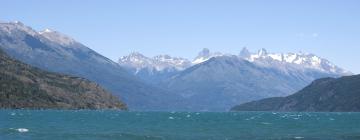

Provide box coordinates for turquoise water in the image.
[1,110,360,140]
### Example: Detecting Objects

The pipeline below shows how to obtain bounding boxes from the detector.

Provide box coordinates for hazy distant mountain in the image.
[231,75,360,112]
[118,48,228,84]
[0,48,126,109]
[242,47,350,75]
[120,47,350,81]
[118,52,191,84]
[192,48,225,64]
[0,21,180,110]
[119,48,351,111]
[165,56,347,111]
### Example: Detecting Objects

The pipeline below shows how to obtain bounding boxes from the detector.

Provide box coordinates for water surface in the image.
[1,110,360,140]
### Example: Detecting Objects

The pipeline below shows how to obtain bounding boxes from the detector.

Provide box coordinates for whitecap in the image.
[186,114,191,118]
[294,136,304,139]
[10,112,16,116]
[16,128,29,133]
[168,116,174,120]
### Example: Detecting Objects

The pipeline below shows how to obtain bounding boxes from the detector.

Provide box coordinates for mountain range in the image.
[0,21,353,111]
[231,74,360,112]
[119,48,351,111]
[120,48,350,78]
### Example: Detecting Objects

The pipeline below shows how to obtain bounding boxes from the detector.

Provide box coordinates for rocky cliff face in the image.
[0,49,127,109]
[231,75,360,112]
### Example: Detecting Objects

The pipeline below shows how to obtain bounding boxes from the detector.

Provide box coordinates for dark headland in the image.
[231,75,360,112]
[0,49,127,110]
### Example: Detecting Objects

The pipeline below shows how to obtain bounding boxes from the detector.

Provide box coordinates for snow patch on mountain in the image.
[0,21,119,67]
[192,48,224,64]
[118,47,351,76]
[244,48,351,75]
[119,52,191,74]
[0,21,38,36]
[0,21,77,46]
[39,28,76,46]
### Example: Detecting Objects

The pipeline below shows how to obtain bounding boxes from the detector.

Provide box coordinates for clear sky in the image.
[1,0,359,73]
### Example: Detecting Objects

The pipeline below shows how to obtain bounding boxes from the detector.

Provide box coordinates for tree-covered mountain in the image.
[231,75,360,112]
[0,49,126,109]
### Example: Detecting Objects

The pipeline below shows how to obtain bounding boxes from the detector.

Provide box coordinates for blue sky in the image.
[1,0,360,73]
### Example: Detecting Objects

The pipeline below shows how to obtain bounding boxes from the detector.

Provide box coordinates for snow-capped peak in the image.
[0,21,38,36]
[119,48,351,76]
[192,48,223,64]
[39,28,76,46]
[127,52,147,59]
[153,55,189,65]
[257,48,268,56]
[0,21,76,46]
[119,52,191,73]
[153,55,191,70]
[120,52,149,65]
[39,28,54,34]
[13,21,24,25]
[239,47,251,58]
[197,48,210,58]
[242,48,351,75]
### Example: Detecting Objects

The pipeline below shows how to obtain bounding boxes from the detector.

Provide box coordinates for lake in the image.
[1,110,360,140]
